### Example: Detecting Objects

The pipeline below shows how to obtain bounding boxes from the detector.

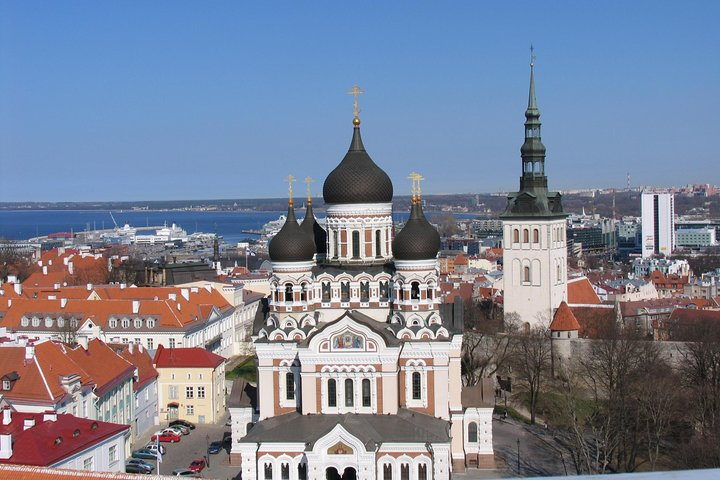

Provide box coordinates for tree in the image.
[0,238,39,282]
[461,311,518,386]
[509,322,551,425]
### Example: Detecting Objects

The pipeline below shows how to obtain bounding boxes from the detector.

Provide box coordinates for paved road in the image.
[131,414,240,480]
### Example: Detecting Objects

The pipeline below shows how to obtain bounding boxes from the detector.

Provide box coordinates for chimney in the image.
[68,261,74,274]
[43,411,57,422]
[25,345,35,360]
[180,288,189,301]
[13,283,22,295]
[86,283,92,291]
[138,342,144,352]
[120,283,127,289]
[132,300,140,314]
[177,303,181,312]
[42,265,48,275]
[0,433,11,460]
[54,283,60,290]
[60,298,68,308]
[63,256,69,265]
[23,418,35,430]
[2,407,11,426]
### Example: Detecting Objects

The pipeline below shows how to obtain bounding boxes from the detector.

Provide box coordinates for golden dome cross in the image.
[408,172,424,203]
[285,175,295,205]
[305,176,313,202]
[347,85,364,119]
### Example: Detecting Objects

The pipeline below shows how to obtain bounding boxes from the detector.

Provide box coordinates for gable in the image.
[306,312,397,354]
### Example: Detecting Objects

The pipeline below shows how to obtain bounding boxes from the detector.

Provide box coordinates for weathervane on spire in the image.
[530,44,536,68]
[347,85,364,123]
[286,175,295,206]
[305,176,313,203]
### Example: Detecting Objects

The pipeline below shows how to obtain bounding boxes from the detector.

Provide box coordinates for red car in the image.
[188,458,206,472]
[151,431,181,443]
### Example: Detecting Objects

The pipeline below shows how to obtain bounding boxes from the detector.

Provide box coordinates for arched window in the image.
[281,463,289,480]
[412,372,422,400]
[468,422,478,442]
[298,464,307,480]
[383,464,392,480]
[360,281,369,302]
[513,228,519,243]
[375,230,382,257]
[418,464,428,480]
[284,284,293,303]
[285,372,295,400]
[380,281,389,301]
[352,231,360,258]
[523,266,531,283]
[401,464,410,480]
[264,463,273,480]
[523,229,529,243]
[328,379,337,407]
[362,378,371,407]
[332,231,339,258]
[533,228,539,243]
[340,282,350,302]
[411,282,420,300]
[300,283,307,302]
[321,282,331,302]
[344,379,354,407]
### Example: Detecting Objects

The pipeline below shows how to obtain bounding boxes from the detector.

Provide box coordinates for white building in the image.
[676,227,716,248]
[501,60,568,327]
[641,192,675,258]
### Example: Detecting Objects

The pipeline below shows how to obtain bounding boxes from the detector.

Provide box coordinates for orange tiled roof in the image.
[66,339,135,397]
[112,343,158,392]
[567,277,602,305]
[550,301,581,331]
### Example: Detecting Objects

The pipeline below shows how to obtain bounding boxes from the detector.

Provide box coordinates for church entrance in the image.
[325,467,357,480]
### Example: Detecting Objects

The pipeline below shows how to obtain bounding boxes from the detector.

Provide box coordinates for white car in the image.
[163,426,187,436]
[144,442,166,455]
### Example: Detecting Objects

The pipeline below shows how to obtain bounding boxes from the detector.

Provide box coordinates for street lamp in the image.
[206,434,211,468]
[516,438,520,474]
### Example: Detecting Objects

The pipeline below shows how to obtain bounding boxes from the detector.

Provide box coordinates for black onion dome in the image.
[323,123,393,204]
[300,201,327,256]
[269,204,316,262]
[392,201,440,261]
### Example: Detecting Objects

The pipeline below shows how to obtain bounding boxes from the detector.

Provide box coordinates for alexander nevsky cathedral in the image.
[232,59,562,480]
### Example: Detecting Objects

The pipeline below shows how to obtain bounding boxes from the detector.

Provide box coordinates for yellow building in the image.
[153,345,226,424]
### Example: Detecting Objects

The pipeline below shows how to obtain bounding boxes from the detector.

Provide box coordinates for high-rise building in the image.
[641,192,675,258]
[501,58,568,327]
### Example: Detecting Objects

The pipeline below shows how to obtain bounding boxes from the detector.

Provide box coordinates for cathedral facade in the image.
[233,104,494,480]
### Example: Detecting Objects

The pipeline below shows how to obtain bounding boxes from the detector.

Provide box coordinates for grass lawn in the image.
[226,356,257,383]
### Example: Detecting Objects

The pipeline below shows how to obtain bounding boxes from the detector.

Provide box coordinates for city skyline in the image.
[1,1,718,202]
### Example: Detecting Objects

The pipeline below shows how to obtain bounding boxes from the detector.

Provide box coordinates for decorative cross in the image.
[347,85,364,118]
[305,176,313,201]
[408,172,424,202]
[285,175,295,203]
[530,44,536,68]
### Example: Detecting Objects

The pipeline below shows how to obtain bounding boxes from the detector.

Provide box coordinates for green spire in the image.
[526,46,540,119]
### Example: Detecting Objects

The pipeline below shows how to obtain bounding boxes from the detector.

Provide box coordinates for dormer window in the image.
[121,318,130,329]
[2,380,10,390]
[134,318,142,329]
[109,318,117,328]
[70,317,79,328]
[147,318,155,328]
[45,317,53,328]
[21,316,29,327]
[57,317,65,328]
[31,316,40,327]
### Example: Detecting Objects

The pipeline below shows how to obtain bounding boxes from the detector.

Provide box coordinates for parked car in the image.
[151,431,181,443]
[188,458,206,473]
[144,442,166,455]
[126,463,152,474]
[132,448,161,461]
[169,419,196,430]
[126,459,154,473]
[208,440,224,454]
[163,425,189,436]
[171,469,201,477]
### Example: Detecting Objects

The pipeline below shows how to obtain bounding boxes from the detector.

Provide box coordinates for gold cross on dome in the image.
[285,175,295,203]
[347,85,364,118]
[304,176,313,200]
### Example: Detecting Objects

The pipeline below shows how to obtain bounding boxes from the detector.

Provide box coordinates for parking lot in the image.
[130,413,240,479]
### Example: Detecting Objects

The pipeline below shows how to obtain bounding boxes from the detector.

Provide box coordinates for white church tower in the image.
[501,53,568,327]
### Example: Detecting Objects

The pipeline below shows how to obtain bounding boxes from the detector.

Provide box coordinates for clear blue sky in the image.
[1,1,718,202]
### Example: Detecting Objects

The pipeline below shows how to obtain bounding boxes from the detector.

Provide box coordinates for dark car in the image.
[131,448,161,461]
[169,419,196,430]
[126,463,152,474]
[127,459,155,473]
[208,440,224,454]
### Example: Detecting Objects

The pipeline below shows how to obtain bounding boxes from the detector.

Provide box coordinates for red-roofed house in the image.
[153,346,226,424]
[549,302,580,375]
[0,409,129,472]
[567,277,602,305]
[112,342,158,437]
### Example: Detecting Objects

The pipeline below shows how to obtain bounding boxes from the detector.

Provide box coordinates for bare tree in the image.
[461,311,518,386]
[509,322,551,425]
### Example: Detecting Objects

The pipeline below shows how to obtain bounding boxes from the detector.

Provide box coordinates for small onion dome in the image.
[269,203,316,262]
[323,120,393,204]
[300,201,327,256]
[393,201,440,261]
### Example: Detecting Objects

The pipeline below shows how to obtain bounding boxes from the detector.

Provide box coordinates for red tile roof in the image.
[0,411,128,467]
[550,302,581,331]
[567,277,602,305]
[66,340,135,398]
[153,345,225,369]
[111,343,158,392]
